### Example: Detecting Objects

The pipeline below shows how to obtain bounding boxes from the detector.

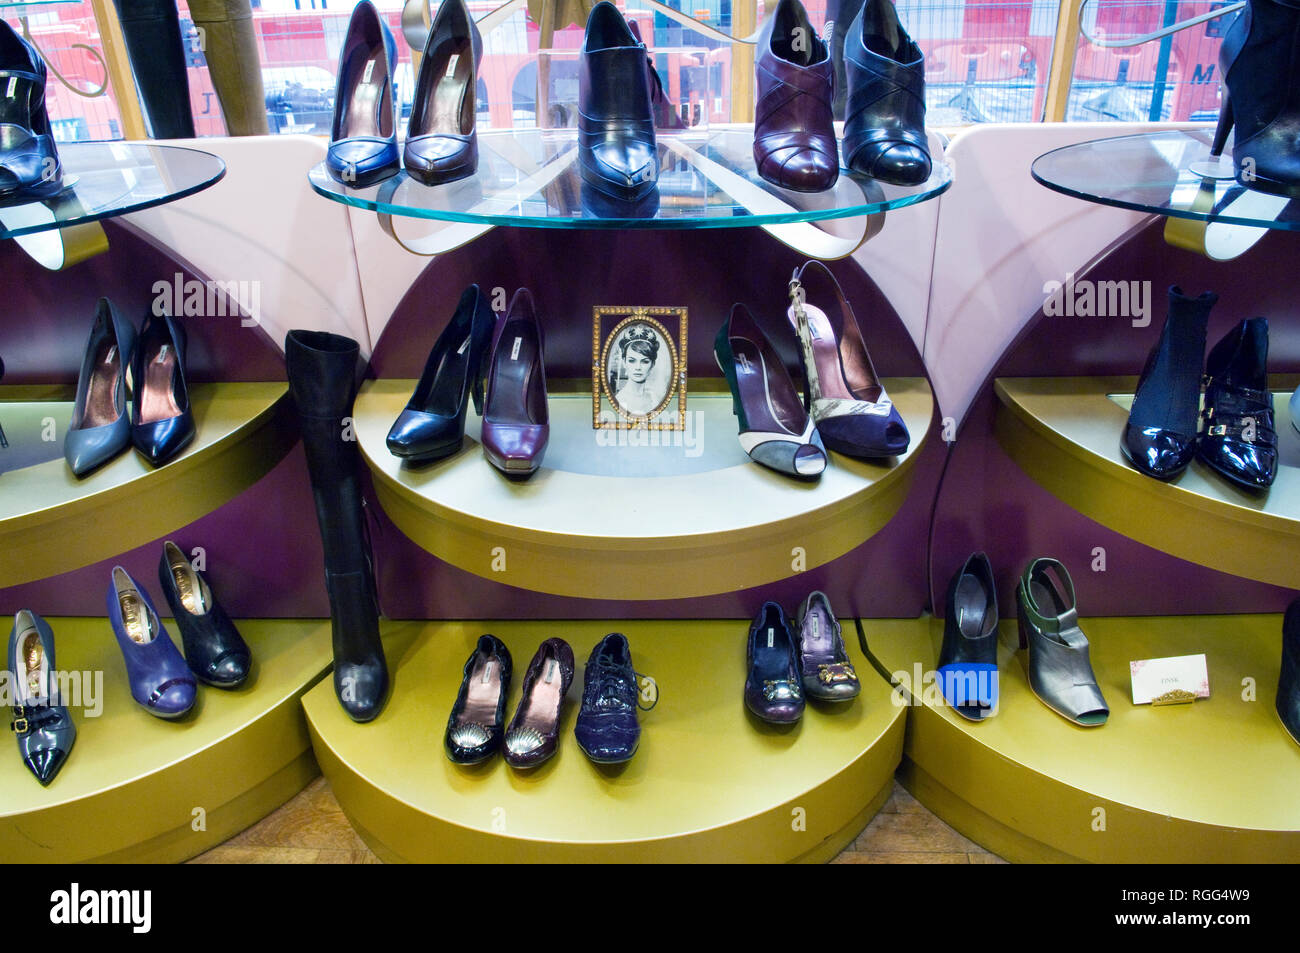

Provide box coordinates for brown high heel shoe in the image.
[503,638,574,769]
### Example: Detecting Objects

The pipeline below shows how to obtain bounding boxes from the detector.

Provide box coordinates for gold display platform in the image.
[304,617,910,863]
[353,381,934,599]
[996,377,1300,588]
[0,617,332,862]
[0,383,295,586]
[864,613,1300,862]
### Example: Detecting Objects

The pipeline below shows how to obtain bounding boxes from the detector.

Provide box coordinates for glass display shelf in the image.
[0,0,77,9]
[307,125,952,231]
[0,141,226,239]
[1031,129,1299,231]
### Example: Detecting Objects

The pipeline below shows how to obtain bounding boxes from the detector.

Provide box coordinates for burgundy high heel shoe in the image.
[481,289,549,477]
[753,0,838,192]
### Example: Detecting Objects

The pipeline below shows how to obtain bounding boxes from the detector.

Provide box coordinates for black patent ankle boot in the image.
[285,331,389,723]
[1121,286,1216,481]
[1214,0,1300,196]
[1198,317,1277,489]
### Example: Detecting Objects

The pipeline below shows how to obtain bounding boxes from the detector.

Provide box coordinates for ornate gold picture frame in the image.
[592,306,688,431]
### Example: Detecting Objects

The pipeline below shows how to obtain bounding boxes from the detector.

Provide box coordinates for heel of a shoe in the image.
[1016,606,1031,651]
[714,349,741,416]
[1211,93,1234,157]
[471,371,484,417]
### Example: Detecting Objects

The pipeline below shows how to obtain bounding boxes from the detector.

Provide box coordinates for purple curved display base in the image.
[369,227,927,379]
[369,226,938,618]
[0,219,285,385]
[0,220,326,618]
[0,449,330,618]
[929,217,1300,616]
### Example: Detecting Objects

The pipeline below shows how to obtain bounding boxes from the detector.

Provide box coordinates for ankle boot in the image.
[1121,286,1216,481]
[1199,317,1277,489]
[285,331,388,723]
[112,0,196,138]
[1215,0,1300,196]
[842,0,930,186]
[188,0,269,136]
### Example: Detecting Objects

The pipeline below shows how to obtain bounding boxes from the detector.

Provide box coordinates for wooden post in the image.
[1043,0,1084,122]
[86,0,148,139]
[730,0,756,122]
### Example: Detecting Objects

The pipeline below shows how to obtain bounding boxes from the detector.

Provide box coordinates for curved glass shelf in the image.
[1031,129,1300,230]
[307,125,951,230]
[0,0,77,9]
[0,141,226,239]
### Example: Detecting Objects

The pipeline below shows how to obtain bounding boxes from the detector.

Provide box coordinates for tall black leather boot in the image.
[285,331,388,723]
[112,0,196,138]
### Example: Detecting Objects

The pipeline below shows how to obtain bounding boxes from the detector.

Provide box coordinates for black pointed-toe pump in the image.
[386,284,495,464]
[405,0,483,186]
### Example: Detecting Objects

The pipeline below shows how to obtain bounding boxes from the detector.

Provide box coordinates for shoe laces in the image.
[590,657,658,712]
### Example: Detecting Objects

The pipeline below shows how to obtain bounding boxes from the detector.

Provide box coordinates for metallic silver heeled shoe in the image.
[1016,558,1108,727]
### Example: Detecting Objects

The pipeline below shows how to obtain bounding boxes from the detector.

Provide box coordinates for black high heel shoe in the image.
[577,2,659,202]
[158,541,252,688]
[404,0,482,186]
[1198,317,1277,490]
[0,19,63,203]
[936,552,999,721]
[8,610,75,785]
[1213,0,1300,197]
[65,298,136,477]
[131,311,195,467]
[1121,286,1216,481]
[327,0,400,188]
[386,284,496,464]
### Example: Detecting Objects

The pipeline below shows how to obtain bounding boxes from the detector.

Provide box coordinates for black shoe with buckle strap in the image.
[8,610,76,786]
[1198,317,1277,490]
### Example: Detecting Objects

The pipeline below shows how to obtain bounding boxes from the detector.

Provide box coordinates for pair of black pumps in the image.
[1122,287,1276,490]
[326,0,481,188]
[445,633,654,767]
[65,298,195,476]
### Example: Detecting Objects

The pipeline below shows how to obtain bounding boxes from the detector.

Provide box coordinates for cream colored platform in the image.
[353,380,933,599]
[865,613,1300,862]
[304,617,910,863]
[996,377,1300,588]
[0,383,295,586]
[0,617,331,862]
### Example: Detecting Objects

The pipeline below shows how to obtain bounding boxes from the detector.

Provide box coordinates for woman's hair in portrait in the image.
[620,325,660,364]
